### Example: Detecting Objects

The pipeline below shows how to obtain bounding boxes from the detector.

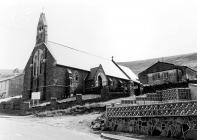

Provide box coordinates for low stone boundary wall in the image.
[106,100,197,139]
[0,94,103,115]
[106,116,197,139]
[28,94,102,113]
[0,91,129,115]
[0,99,23,114]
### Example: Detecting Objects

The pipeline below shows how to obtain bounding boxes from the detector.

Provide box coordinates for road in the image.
[0,115,102,140]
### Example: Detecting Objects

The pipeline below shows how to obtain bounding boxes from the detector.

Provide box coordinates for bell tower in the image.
[36,12,47,44]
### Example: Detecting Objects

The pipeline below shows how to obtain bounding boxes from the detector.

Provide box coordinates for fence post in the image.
[76,94,83,105]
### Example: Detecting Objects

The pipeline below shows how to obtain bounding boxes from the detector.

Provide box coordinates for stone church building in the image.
[23,13,139,101]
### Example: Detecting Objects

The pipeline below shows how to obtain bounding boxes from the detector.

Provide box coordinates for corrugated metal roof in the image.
[46,42,138,81]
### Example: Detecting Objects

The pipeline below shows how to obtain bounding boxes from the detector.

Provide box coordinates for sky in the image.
[1,0,197,69]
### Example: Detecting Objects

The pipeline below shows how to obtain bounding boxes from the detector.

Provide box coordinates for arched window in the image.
[108,78,113,86]
[33,49,43,77]
[39,53,44,74]
[73,71,79,82]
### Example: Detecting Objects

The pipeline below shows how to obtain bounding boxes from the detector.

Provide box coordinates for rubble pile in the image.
[91,113,107,131]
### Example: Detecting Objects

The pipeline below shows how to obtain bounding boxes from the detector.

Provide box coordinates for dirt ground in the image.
[28,113,177,140]
[28,113,102,138]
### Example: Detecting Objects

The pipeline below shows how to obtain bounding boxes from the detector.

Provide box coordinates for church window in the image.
[108,78,113,86]
[33,61,36,76]
[118,80,123,87]
[73,71,79,82]
[69,77,73,86]
[33,49,43,77]
[40,53,44,74]
[67,69,72,78]
[75,75,79,81]
[39,26,42,31]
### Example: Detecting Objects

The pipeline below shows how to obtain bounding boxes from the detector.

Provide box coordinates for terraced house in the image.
[0,74,24,98]
[23,13,139,101]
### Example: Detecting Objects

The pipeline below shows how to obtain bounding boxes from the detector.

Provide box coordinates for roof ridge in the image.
[46,41,138,81]
[48,41,110,61]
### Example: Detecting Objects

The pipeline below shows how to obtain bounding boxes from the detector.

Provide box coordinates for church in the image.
[22,13,139,101]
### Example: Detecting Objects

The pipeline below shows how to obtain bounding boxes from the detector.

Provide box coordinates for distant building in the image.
[138,61,197,85]
[0,74,24,98]
[13,68,20,74]
[23,13,139,101]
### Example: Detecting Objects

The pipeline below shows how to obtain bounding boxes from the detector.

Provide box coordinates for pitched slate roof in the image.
[119,65,139,82]
[46,41,139,82]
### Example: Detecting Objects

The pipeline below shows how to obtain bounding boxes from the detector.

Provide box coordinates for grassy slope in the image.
[118,52,197,75]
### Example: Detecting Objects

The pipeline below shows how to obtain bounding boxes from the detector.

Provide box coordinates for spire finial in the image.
[111,56,114,61]
[42,7,44,13]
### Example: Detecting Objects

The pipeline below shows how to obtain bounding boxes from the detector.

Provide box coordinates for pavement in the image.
[100,132,177,140]
[0,115,102,140]
[101,133,139,140]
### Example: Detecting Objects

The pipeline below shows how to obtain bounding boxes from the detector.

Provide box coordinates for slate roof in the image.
[46,41,139,82]
[87,67,99,80]
[119,65,139,82]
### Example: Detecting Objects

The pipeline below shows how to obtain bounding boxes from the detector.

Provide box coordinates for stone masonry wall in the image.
[106,116,197,139]
[23,43,56,100]
[23,43,90,101]
[106,99,197,139]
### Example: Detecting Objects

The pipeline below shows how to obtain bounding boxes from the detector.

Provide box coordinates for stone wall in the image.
[106,98,197,139]
[23,43,132,101]
[106,116,197,139]
[23,44,49,100]
[23,43,90,101]
[28,94,102,113]
[0,98,23,115]
[0,94,103,115]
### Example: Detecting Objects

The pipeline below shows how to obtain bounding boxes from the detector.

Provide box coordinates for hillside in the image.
[118,52,197,75]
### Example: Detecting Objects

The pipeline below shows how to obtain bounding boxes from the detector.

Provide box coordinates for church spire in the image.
[36,12,47,45]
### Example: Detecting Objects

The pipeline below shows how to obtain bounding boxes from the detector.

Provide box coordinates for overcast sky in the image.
[1,0,197,69]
